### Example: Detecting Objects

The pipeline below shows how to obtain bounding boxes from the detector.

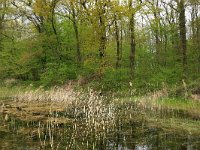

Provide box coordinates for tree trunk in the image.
[196,17,200,73]
[0,2,5,51]
[99,16,106,59]
[191,3,200,73]
[154,3,161,64]
[178,0,187,75]
[129,0,136,78]
[114,15,120,68]
[120,25,123,61]
[73,21,81,63]
[0,19,3,51]
[71,3,81,63]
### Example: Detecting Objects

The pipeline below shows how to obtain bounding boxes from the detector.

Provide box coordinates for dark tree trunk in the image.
[114,15,120,68]
[197,20,200,72]
[0,19,3,51]
[96,0,107,59]
[99,16,106,59]
[120,25,123,61]
[51,1,62,62]
[154,12,161,64]
[129,0,136,78]
[155,29,161,63]
[73,21,81,63]
[71,3,81,63]
[178,0,187,75]
[152,0,162,64]
[0,3,5,51]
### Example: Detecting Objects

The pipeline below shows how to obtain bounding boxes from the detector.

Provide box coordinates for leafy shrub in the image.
[40,63,78,86]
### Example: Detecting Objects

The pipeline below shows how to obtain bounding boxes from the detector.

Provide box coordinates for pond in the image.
[0,99,200,150]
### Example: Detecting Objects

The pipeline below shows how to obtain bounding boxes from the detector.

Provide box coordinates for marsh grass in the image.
[0,87,20,100]
[156,98,200,111]
[146,116,200,135]
[10,86,116,130]
[1,86,200,149]
[0,86,118,149]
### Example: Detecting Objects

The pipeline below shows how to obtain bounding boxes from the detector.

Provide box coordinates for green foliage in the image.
[101,68,130,91]
[40,63,78,86]
[0,0,199,94]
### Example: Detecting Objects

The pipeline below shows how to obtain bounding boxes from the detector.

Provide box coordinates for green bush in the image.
[40,63,78,86]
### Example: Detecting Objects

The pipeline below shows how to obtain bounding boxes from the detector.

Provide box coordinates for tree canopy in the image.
[0,0,199,91]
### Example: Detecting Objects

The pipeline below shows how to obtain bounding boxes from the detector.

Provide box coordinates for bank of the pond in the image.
[1,98,200,135]
[1,86,200,134]
[1,92,200,149]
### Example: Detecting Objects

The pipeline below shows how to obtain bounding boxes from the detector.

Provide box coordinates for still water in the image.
[0,100,200,150]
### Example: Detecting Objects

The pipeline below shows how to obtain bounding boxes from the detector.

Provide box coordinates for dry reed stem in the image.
[13,86,116,127]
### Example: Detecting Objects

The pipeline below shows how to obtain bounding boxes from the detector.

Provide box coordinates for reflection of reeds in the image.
[3,86,200,149]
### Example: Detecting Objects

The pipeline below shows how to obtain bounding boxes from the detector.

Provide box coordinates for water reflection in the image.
[108,143,149,150]
[1,101,200,150]
[1,117,200,150]
[135,145,149,150]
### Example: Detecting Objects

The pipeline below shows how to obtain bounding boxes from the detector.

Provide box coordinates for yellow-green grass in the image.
[154,98,200,114]
[0,87,20,100]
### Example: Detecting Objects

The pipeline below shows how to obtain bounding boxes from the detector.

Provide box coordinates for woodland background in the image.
[0,0,199,93]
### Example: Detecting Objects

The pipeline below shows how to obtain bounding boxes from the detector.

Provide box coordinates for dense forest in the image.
[0,0,199,91]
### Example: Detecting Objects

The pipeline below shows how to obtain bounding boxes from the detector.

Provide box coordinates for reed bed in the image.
[1,86,200,149]
[14,86,76,103]
[12,86,116,129]
[2,86,118,149]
